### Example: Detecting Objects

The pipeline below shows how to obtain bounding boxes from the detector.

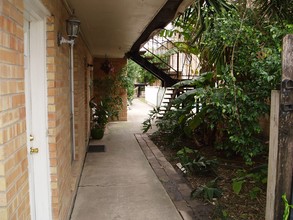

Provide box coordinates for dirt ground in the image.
[149,132,266,220]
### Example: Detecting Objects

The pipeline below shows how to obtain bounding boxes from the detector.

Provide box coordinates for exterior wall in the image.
[73,41,92,161]
[0,0,92,219]
[0,0,31,219]
[43,0,92,219]
[145,86,166,107]
[93,58,127,121]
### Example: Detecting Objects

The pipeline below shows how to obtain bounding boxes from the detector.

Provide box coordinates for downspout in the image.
[57,11,80,161]
[58,36,76,161]
[70,42,76,161]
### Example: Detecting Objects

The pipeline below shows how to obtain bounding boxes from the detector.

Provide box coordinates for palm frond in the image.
[254,0,293,22]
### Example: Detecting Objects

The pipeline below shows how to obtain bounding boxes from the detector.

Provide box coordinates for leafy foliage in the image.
[121,65,135,102]
[176,147,194,167]
[127,59,157,85]
[191,178,222,201]
[156,1,293,164]
[176,147,218,174]
[150,106,191,148]
[254,0,293,22]
[232,165,267,198]
[282,194,293,220]
[90,99,109,129]
[142,107,160,133]
[93,67,130,121]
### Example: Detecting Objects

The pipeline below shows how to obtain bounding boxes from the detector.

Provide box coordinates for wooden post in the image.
[266,90,280,220]
[266,35,293,219]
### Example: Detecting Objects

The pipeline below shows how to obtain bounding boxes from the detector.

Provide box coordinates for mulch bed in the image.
[148,132,267,220]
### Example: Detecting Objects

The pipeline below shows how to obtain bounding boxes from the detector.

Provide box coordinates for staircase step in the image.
[160,67,170,71]
[157,85,194,118]
[152,61,163,65]
[139,50,147,55]
[159,109,167,112]
[144,55,154,60]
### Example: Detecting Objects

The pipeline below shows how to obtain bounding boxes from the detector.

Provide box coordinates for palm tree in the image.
[254,0,293,22]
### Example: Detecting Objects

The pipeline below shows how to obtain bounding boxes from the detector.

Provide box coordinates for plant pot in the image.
[91,127,105,140]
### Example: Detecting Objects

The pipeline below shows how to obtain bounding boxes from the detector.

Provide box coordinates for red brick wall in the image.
[73,40,92,160]
[44,8,72,219]
[43,0,93,219]
[0,0,92,219]
[0,0,31,219]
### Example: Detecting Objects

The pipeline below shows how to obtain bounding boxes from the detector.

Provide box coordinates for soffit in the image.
[66,0,169,58]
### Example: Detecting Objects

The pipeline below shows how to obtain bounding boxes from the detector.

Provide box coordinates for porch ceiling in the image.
[64,0,190,58]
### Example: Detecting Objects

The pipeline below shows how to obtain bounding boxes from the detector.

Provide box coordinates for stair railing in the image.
[141,35,198,80]
[142,46,178,76]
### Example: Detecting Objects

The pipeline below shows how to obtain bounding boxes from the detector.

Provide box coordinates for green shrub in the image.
[176,147,218,174]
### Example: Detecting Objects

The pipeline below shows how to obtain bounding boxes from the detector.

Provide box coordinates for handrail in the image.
[142,46,178,74]
[153,36,181,54]
[141,35,198,80]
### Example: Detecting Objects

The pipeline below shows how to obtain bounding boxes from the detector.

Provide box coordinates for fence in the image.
[266,34,293,220]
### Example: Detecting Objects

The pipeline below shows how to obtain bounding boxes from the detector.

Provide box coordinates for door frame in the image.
[24,1,51,219]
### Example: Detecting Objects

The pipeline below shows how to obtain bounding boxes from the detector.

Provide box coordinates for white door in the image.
[24,18,52,220]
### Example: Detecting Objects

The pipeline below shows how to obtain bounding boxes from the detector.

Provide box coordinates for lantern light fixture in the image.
[57,10,81,46]
[101,57,114,74]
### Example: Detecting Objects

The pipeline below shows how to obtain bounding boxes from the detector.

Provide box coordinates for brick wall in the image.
[44,5,72,218]
[73,39,92,160]
[0,0,107,219]
[93,58,128,121]
[0,0,31,219]
[43,0,93,219]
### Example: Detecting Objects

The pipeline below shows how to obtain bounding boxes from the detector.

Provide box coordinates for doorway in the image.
[24,6,51,220]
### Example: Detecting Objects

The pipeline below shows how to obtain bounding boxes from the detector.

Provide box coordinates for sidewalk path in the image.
[70,99,182,220]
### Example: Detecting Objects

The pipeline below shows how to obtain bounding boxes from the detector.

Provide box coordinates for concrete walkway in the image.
[70,99,182,220]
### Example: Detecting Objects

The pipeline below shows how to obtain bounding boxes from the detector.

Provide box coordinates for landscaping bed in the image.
[149,132,267,220]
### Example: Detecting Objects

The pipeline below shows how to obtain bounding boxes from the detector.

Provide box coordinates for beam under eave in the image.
[129,52,177,87]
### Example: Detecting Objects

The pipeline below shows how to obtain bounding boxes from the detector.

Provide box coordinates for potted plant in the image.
[90,99,109,139]
[90,65,131,139]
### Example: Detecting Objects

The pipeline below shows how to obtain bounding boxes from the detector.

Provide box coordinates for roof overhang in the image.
[64,0,192,58]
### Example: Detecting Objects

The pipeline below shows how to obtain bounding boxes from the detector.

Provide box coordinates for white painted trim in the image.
[24,0,50,21]
[29,18,52,220]
[24,0,52,219]
[24,19,36,220]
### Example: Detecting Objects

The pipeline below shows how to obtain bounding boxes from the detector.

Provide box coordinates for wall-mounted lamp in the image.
[87,64,94,71]
[101,57,114,74]
[57,11,81,46]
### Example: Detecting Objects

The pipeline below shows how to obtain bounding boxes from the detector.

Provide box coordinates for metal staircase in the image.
[157,86,194,118]
[128,35,198,87]
[128,51,177,87]
[127,34,199,116]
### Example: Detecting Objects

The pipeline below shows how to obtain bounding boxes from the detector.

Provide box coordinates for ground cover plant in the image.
[149,131,267,219]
